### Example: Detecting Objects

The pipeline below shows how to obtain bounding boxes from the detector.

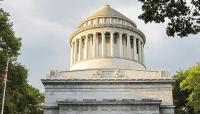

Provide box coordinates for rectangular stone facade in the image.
[59,104,160,114]
[42,70,174,114]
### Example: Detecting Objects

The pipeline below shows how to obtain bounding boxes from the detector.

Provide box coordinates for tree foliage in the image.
[173,63,200,114]
[0,9,21,58]
[173,70,195,114]
[0,7,44,114]
[138,0,200,37]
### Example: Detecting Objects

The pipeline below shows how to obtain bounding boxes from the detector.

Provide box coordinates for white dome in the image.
[69,5,146,70]
[82,5,137,28]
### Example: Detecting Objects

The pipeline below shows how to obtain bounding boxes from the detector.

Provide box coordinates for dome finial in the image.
[105,4,110,7]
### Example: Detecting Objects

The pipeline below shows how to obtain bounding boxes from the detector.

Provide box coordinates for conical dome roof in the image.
[80,5,136,28]
[88,5,128,19]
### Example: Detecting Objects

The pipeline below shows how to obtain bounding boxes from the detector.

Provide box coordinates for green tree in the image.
[173,71,195,114]
[180,63,200,113]
[0,6,44,114]
[173,63,200,114]
[138,0,200,37]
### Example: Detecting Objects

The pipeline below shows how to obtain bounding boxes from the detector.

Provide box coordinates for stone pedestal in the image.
[42,69,174,114]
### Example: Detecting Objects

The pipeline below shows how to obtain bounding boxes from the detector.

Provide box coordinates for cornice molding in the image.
[69,24,146,45]
[41,79,175,85]
[57,99,162,105]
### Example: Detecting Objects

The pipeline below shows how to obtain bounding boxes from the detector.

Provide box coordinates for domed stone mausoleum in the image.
[42,5,174,114]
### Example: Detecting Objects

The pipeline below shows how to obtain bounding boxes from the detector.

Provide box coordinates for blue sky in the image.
[2,0,200,91]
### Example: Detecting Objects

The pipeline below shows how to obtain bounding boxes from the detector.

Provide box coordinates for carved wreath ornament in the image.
[113,69,121,79]
[92,70,102,79]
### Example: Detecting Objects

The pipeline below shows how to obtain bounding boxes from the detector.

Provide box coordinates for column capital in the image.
[101,31,106,34]
[109,31,115,34]
[110,32,114,36]
[92,32,96,36]
[127,34,131,37]
[141,40,144,45]
[119,32,123,35]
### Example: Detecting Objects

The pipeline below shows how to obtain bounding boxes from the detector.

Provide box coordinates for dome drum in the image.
[70,30,145,70]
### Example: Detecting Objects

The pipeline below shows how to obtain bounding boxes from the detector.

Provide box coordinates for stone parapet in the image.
[45,69,172,80]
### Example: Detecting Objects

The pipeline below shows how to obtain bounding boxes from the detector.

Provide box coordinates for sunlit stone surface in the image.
[42,5,174,114]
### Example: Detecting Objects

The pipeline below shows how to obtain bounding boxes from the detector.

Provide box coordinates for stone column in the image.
[127,34,131,59]
[93,33,96,57]
[133,38,137,60]
[110,32,114,57]
[74,40,77,63]
[102,32,105,57]
[138,40,142,62]
[70,42,74,65]
[141,41,144,63]
[84,35,88,59]
[78,38,82,61]
[119,32,123,57]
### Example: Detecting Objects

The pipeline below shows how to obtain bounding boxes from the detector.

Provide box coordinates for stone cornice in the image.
[57,99,162,105]
[41,79,175,85]
[59,68,166,73]
[43,106,59,109]
[160,105,175,108]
